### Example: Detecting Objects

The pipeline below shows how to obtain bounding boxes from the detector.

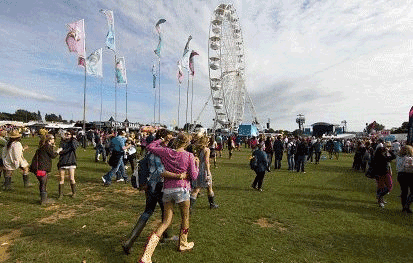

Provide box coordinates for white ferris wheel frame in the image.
[208,3,248,132]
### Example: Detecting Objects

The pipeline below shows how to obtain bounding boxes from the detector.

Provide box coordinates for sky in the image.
[1,0,413,132]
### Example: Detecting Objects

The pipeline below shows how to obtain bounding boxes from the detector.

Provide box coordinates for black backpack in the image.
[131,153,151,189]
[365,155,376,179]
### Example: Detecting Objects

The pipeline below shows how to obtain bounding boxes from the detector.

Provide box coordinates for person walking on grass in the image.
[57,131,79,198]
[295,138,308,173]
[102,131,129,186]
[138,133,198,263]
[122,129,182,255]
[313,139,322,165]
[286,138,296,171]
[273,135,284,169]
[209,136,218,168]
[251,143,269,191]
[264,136,273,171]
[94,130,106,162]
[2,130,32,190]
[372,142,396,208]
[396,145,413,213]
[29,134,62,205]
[227,135,235,159]
[190,135,219,211]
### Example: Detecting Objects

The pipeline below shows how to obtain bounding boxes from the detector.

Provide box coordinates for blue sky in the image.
[1,0,412,132]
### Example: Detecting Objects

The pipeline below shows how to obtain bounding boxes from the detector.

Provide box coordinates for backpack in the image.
[250,156,258,170]
[131,153,151,189]
[365,155,376,179]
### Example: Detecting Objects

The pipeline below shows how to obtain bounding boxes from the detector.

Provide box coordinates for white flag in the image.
[86,48,103,77]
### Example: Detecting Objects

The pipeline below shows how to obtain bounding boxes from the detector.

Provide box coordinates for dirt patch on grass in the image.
[253,218,287,232]
[113,188,139,195]
[38,209,77,224]
[0,229,21,262]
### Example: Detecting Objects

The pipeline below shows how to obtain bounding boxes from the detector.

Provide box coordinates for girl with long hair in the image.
[57,130,79,198]
[138,133,198,263]
[29,134,61,205]
[190,136,219,211]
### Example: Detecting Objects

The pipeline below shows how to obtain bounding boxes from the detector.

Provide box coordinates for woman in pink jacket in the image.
[139,133,198,263]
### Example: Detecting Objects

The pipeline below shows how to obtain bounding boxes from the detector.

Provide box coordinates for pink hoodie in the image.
[147,139,198,190]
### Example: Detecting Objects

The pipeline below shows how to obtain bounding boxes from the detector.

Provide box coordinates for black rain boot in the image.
[40,192,56,206]
[122,218,148,255]
[58,184,64,199]
[3,176,12,191]
[70,183,76,198]
[208,195,219,209]
[23,174,33,188]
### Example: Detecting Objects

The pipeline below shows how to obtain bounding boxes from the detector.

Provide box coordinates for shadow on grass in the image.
[16,223,135,263]
[277,192,413,228]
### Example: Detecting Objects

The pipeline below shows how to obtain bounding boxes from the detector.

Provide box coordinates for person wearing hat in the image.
[1,130,32,190]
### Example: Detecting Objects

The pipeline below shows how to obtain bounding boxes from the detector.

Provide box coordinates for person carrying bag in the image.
[30,134,61,205]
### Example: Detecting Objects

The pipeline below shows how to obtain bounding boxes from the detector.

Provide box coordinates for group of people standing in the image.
[0,129,78,205]
[353,137,413,212]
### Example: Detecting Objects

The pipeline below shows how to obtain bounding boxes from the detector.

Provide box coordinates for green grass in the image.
[1,137,413,263]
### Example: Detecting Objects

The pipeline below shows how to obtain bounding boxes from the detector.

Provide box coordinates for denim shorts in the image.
[162,189,190,204]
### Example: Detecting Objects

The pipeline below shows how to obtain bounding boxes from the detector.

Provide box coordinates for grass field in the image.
[1,136,413,263]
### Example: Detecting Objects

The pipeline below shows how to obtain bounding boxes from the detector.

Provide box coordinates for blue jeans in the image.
[95,144,106,161]
[103,157,126,184]
[287,154,295,170]
[140,182,165,222]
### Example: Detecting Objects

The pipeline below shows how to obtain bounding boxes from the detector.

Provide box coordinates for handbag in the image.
[35,150,47,177]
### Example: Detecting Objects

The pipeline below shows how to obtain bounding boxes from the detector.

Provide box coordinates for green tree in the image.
[392,122,409,134]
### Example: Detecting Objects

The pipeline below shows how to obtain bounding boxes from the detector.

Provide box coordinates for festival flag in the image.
[155,19,166,34]
[86,48,103,77]
[181,35,192,69]
[154,36,162,57]
[65,19,86,66]
[100,9,116,51]
[177,61,184,84]
[152,63,157,88]
[189,51,199,76]
[115,57,127,84]
[407,106,413,144]
[154,19,166,57]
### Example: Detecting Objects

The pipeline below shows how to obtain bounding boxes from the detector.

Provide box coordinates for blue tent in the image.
[238,124,259,137]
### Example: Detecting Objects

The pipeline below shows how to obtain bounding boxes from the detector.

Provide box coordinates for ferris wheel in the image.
[208,4,249,132]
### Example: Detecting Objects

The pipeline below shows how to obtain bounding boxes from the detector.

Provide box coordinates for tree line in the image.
[0,109,69,123]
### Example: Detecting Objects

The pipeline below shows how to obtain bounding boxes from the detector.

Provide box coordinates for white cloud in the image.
[0,82,54,101]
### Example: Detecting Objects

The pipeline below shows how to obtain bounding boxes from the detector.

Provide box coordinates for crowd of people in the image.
[1,127,413,262]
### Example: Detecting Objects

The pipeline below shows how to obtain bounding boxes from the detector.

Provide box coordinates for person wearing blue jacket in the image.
[251,143,269,191]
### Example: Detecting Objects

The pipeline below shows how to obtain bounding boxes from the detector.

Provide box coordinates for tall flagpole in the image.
[185,70,190,130]
[178,83,181,129]
[191,75,194,125]
[114,53,117,134]
[125,83,128,121]
[82,60,87,148]
[82,19,87,148]
[153,80,157,125]
[100,78,103,130]
[158,57,161,125]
